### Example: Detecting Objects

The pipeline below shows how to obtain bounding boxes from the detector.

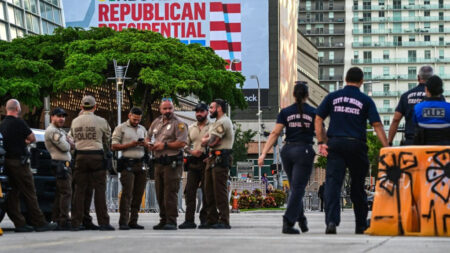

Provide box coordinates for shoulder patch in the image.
[52,132,61,142]
[178,123,185,131]
[216,125,224,134]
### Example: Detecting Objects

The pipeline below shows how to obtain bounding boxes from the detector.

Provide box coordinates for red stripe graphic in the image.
[210,41,241,51]
[210,22,241,32]
[222,4,241,13]
[225,60,242,71]
[210,2,223,12]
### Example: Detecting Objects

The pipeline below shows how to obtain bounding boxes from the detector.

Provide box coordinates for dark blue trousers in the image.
[324,138,369,229]
[280,144,315,224]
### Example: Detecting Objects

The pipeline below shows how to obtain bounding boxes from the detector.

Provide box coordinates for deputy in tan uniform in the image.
[70,95,114,231]
[112,107,149,230]
[179,103,210,229]
[147,98,188,230]
[44,108,74,231]
[201,99,234,229]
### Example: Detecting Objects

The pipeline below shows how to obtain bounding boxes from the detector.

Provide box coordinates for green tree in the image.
[232,123,257,165]
[367,126,383,177]
[314,155,327,169]
[0,27,247,126]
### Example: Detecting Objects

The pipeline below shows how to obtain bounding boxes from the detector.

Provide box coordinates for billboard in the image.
[62,0,269,101]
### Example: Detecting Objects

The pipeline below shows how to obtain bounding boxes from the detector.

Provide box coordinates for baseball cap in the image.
[51,108,68,116]
[193,103,208,111]
[81,95,96,108]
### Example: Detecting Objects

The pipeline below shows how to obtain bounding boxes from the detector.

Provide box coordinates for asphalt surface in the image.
[0,211,449,253]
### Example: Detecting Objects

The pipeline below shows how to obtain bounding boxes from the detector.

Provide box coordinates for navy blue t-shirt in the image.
[276,103,316,144]
[317,85,381,142]
[395,83,426,139]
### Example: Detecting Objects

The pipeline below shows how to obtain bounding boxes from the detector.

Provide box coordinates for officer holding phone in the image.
[112,107,149,230]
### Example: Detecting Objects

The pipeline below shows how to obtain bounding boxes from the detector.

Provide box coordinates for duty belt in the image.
[75,150,104,155]
[285,141,312,146]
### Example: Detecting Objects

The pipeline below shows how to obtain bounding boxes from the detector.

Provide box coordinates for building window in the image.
[439,49,444,59]
[383,66,390,76]
[383,100,390,108]
[0,22,7,41]
[318,51,324,62]
[408,50,417,62]
[329,84,335,92]
[393,0,401,9]
[409,0,415,5]
[424,50,431,59]
[424,11,430,16]
[439,24,444,33]
[329,0,334,10]
[363,67,372,79]
[424,22,430,29]
[439,37,444,46]
[315,0,323,10]
[379,23,385,31]
[408,83,416,89]
[354,51,359,60]
[379,11,385,18]
[363,24,371,33]
[354,0,359,9]
[383,116,390,126]
[329,51,335,61]
[383,83,390,92]
[364,82,372,94]
[424,35,430,42]
[363,12,371,21]
[329,12,334,19]
[409,36,415,42]
[379,0,385,6]
[363,0,371,10]
[383,50,389,59]
[424,0,430,5]
[306,0,311,10]
[439,12,444,21]
[379,35,385,43]
[408,67,417,78]
[363,51,372,63]
[0,4,4,21]
[329,68,335,78]
[329,24,334,34]
[409,22,415,30]
[439,66,445,76]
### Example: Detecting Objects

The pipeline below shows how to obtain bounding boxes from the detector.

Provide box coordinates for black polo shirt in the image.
[317,85,381,142]
[277,103,316,144]
[0,116,32,157]
[395,83,426,139]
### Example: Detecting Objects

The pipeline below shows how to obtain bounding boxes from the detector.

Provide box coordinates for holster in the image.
[154,152,183,168]
[185,154,207,171]
[210,149,232,168]
[103,151,113,172]
[51,160,71,180]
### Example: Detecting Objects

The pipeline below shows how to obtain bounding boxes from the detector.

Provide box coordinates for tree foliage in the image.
[0,27,247,126]
[232,123,257,165]
[367,126,383,177]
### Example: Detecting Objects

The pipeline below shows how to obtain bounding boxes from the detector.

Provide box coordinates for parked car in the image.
[0,129,56,223]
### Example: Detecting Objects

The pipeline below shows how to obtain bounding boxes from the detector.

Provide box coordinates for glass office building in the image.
[0,0,63,41]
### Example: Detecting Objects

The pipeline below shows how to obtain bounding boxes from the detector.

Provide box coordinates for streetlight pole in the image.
[250,75,261,182]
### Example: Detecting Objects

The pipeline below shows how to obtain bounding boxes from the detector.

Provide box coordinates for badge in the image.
[52,133,61,142]
[167,124,172,130]
[153,129,158,133]
[65,161,70,167]
[178,123,185,131]
[216,125,224,134]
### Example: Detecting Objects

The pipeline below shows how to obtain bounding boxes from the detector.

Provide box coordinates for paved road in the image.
[0,211,448,253]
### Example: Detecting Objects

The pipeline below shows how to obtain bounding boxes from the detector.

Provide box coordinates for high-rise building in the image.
[298,0,346,92]
[0,0,64,41]
[345,0,450,145]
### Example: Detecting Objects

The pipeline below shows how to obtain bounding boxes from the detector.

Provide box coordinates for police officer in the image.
[258,81,319,234]
[0,99,56,232]
[147,98,188,230]
[388,66,434,146]
[315,67,389,234]
[201,99,234,229]
[413,75,450,145]
[112,107,149,230]
[179,103,210,229]
[44,108,74,231]
[70,95,114,231]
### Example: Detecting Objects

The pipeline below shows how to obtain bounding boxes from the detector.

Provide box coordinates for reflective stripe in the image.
[418,122,450,129]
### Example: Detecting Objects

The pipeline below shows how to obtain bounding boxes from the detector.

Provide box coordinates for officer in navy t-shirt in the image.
[315,67,389,235]
[413,75,450,145]
[258,81,320,234]
[388,66,434,145]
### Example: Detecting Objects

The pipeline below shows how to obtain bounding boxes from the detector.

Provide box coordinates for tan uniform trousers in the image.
[119,161,147,226]
[204,158,230,225]
[72,153,109,227]
[4,158,47,227]
[154,163,182,225]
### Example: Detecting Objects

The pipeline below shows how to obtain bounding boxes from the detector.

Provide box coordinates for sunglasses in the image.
[162,98,173,102]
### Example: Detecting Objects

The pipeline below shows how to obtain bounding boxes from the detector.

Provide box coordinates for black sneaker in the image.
[282,219,299,234]
[178,221,197,229]
[355,226,367,234]
[298,220,309,233]
[119,225,130,230]
[35,223,57,232]
[210,223,231,229]
[83,222,100,230]
[128,224,145,230]
[55,222,72,231]
[198,223,211,229]
[326,222,337,234]
[153,222,166,230]
[162,224,177,230]
[14,225,34,233]
[99,224,115,231]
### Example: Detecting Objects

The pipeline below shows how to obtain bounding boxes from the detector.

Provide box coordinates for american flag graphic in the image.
[209,2,242,71]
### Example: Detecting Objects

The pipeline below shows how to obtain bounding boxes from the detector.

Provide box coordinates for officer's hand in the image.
[318,144,328,157]
[258,154,266,167]
[190,150,203,158]
[201,134,210,146]
[153,142,164,151]
[129,141,140,147]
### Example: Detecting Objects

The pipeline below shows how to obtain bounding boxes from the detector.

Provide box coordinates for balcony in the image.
[353,4,450,11]
[370,91,400,97]
[319,75,343,82]
[378,108,395,114]
[319,59,345,65]
[317,42,345,48]
[352,41,450,48]
[352,28,450,35]
[351,58,444,65]
[299,18,345,24]
[299,6,345,12]
[304,29,345,36]
[352,16,450,23]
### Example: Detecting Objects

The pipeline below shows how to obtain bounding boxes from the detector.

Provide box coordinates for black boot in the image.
[298,219,309,233]
[282,218,300,234]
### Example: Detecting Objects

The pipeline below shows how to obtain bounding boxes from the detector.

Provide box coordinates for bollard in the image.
[231,190,240,213]
[0,227,2,236]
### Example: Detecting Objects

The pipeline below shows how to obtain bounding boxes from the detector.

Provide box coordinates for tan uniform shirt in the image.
[187,121,210,153]
[112,120,147,159]
[44,123,72,161]
[148,114,188,158]
[70,111,111,151]
[209,115,234,150]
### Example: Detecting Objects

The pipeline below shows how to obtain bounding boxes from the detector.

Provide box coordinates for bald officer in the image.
[201,99,234,229]
[112,107,149,230]
[70,95,114,231]
[44,108,74,231]
[147,98,188,230]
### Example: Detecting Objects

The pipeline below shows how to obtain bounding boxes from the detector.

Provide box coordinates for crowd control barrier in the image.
[366,146,450,236]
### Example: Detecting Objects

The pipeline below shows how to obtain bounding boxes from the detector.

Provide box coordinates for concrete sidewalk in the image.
[0,211,448,253]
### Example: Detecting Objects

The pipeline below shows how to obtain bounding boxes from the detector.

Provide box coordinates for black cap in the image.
[193,103,208,112]
[51,108,68,116]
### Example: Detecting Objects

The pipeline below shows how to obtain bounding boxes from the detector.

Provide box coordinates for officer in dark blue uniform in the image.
[315,67,389,234]
[413,75,450,145]
[388,66,434,146]
[258,81,322,234]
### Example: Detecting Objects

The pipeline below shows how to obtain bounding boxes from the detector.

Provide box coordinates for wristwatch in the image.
[318,141,325,145]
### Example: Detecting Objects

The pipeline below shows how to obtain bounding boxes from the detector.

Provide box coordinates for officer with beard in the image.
[179,103,210,229]
[147,98,188,230]
[201,99,234,229]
